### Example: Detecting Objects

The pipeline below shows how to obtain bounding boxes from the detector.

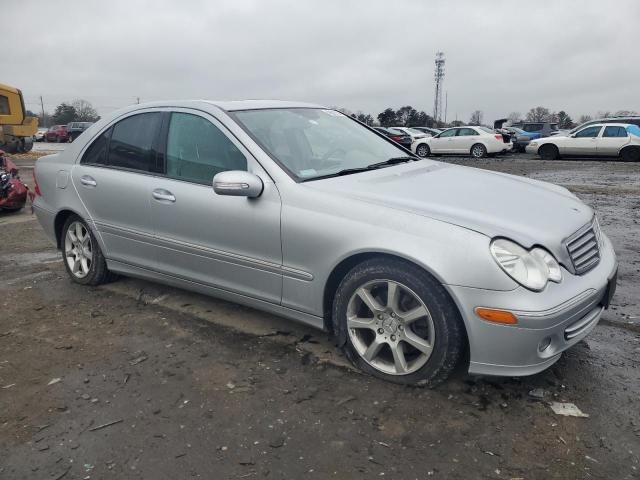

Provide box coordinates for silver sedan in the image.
[32,100,618,385]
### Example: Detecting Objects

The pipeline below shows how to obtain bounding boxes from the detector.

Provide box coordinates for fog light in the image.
[538,336,552,352]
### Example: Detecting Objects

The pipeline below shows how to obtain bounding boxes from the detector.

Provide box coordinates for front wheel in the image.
[470,143,487,158]
[538,144,559,160]
[62,215,113,285]
[416,143,430,158]
[333,258,464,386]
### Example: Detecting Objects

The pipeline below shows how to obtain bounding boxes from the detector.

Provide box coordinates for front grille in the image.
[566,218,602,275]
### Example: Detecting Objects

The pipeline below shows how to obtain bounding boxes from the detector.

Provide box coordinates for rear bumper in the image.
[33,202,58,246]
[447,234,617,377]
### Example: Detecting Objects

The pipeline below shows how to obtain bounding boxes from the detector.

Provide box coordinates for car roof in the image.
[204,99,324,111]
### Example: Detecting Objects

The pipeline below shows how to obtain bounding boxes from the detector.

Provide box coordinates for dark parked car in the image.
[373,127,412,149]
[44,125,69,143]
[510,121,559,137]
[66,122,94,142]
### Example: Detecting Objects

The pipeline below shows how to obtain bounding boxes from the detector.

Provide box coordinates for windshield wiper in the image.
[301,156,417,181]
[334,156,417,176]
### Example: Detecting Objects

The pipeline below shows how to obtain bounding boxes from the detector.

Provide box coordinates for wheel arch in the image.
[322,251,468,348]
[54,208,84,249]
[537,143,559,156]
[620,144,640,159]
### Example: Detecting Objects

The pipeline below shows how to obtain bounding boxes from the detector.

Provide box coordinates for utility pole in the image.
[444,91,448,124]
[433,52,445,123]
[40,96,46,126]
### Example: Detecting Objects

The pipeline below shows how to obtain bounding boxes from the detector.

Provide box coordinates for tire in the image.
[333,258,464,386]
[620,147,640,162]
[416,143,430,158]
[470,143,487,158]
[538,144,559,160]
[61,215,113,286]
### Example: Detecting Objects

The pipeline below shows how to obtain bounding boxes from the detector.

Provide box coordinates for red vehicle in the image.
[44,124,69,143]
[0,150,29,211]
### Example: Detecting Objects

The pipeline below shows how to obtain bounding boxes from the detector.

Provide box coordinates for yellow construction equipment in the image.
[0,83,38,153]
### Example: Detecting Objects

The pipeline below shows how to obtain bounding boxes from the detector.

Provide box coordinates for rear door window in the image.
[107,112,162,172]
[603,126,628,138]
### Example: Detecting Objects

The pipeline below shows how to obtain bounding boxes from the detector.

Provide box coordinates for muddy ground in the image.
[1,154,639,479]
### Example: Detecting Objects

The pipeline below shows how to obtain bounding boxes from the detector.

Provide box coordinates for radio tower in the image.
[433,52,445,123]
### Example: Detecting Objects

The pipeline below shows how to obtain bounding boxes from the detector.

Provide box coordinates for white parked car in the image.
[412,126,513,158]
[526,123,640,161]
[388,127,429,141]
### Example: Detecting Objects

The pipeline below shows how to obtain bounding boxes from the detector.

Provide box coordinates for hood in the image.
[305,161,593,258]
[518,132,542,139]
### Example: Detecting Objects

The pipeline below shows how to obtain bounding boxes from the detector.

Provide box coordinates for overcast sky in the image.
[4,0,639,123]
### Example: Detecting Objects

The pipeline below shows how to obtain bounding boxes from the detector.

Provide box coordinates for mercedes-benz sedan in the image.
[32,100,617,385]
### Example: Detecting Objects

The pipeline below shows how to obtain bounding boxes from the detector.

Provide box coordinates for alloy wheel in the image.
[471,144,486,158]
[346,280,435,375]
[64,221,93,278]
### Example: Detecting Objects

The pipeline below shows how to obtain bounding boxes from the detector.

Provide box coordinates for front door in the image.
[71,111,163,268]
[430,128,458,153]
[150,111,283,304]
[564,125,602,155]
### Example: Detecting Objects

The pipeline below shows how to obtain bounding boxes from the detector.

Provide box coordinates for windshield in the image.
[408,128,425,135]
[233,108,410,181]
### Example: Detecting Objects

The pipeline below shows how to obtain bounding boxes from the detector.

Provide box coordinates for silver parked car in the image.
[32,100,618,385]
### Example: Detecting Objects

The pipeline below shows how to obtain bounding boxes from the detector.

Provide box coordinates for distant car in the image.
[510,122,559,138]
[503,127,542,153]
[373,127,412,149]
[44,125,69,143]
[66,122,94,142]
[412,126,512,158]
[411,127,442,137]
[34,128,47,142]
[526,123,640,161]
[389,127,429,142]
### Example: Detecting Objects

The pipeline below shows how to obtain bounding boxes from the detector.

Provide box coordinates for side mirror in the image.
[570,133,577,138]
[213,171,263,198]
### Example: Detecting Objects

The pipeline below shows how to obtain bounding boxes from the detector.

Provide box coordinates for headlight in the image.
[490,239,562,291]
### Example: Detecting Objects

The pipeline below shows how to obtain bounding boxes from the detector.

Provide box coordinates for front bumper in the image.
[447,234,617,377]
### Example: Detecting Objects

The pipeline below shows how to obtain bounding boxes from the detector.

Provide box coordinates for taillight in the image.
[495,134,503,140]
[33,169,41,196]
[390,135,402,141]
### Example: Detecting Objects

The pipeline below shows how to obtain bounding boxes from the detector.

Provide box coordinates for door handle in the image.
[152,189,176,203]
[80,175,97,187]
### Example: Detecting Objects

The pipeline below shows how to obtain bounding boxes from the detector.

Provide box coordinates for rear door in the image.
[430,128,457,152]
[598,125,629,156]
[564,125,602,155]
[455,128,480,153]
[71,111,162,268]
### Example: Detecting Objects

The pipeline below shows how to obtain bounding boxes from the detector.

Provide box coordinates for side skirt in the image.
[107,259,325,331]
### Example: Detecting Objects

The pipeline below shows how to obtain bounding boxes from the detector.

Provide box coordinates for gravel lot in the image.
[1,152,639,479]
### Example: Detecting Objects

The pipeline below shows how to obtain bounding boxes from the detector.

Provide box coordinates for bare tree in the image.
[71,99,100,122]
[507,112,522,124]
[469,110,483,125]
[526,106,551,122]
[577,114,593,124]
[614,110,637,116]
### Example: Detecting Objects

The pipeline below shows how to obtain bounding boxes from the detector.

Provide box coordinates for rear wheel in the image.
[470,143,487,158]
[62,215,113,286]
[620,147,640,162]
[416,143,430,158]
[538,144,559,160]
[333,258,464,386]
